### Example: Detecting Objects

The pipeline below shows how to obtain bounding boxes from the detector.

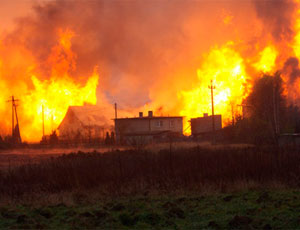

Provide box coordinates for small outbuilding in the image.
[190,113,222,136]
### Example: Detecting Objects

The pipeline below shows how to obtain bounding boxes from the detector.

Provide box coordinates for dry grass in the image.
[0,145,298,201]
[145,141,254,153]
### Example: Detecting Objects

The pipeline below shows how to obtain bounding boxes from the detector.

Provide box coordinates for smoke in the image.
[2,0,300,140]
[283,57,300,84]
[252,0,297,42]
[4,0,193,108]
[2,0,262,110]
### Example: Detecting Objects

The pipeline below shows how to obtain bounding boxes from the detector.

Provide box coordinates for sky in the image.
[1,0,299,141]
[0,0,48,33]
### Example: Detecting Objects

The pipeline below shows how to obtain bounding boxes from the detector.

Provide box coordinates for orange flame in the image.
[253,46,278,73]
[0,29,99,141]
[178,42,249,133]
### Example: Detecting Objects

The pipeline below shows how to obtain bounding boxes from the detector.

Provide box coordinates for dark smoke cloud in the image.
[252,0,296,42]
[4,0,194,108]
[283,57,300,84]
[2,0,262,110]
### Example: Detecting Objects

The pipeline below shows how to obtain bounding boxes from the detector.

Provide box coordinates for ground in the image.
[0,143,298,229]
[0,190,299,229]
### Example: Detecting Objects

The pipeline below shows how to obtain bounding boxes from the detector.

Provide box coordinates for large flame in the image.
[176,0,300,134]
[293,1,300,58]
[178,42,250,132]
[253,46,278,73]
[176,41,282,134]
[0,29,98,141]
[3,0,300,140]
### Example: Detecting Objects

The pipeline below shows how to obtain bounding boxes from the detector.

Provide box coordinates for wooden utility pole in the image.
[51,113,54,133]
[11,98,14,138]
[231,102,235,126]
[114,103,118,119]
[7,96,21,143]
[208,80,216,143]
[208,80,216,144]
[273,76,280,143]
[42,105,45,138]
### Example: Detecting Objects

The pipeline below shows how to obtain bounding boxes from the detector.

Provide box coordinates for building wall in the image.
[114,117,183,143]
[115,117,182,134]
[149,118,183,133]
[114,119,151,135]
[191,115,222,135]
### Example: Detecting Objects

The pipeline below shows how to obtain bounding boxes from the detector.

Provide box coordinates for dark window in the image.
[170,120,174,127]
[156,120,163,127]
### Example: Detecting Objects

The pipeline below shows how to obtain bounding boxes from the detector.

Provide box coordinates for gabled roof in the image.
[114,116,183,121]
[58,105,112,130]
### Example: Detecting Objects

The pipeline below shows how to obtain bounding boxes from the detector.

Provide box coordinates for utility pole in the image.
[273,76,280,143]
[208,80,216,144]
[7,96,21,143]
[231,102,235,126]
[42,105,45,138]
[114,103,118,119]
[51,113,54,133]
[11,97,14,138]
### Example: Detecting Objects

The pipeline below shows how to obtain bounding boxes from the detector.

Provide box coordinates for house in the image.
[190,113,222,136]
[58,105,113,142]
[114,111,183,145]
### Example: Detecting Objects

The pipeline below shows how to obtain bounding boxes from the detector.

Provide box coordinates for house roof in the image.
[123,130,179,136]
[114,116,183,121]
[190,114,222,121]
[58,105,112,130]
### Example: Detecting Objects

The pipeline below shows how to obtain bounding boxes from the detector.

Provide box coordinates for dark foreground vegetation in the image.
[0,146,299,197]
[0,146,299,229]
[0,190,299,229]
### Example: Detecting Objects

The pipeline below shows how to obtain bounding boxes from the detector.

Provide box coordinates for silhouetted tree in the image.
[110,132,115,145]
[105,132,110,145]
[244,72,285,144]
[232,72,300,145]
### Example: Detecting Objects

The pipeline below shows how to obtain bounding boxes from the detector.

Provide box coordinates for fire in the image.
[0,29,99,141]
[22,72,98,141]
[221,9,233,25]
[253,46,278,73]
[178,40,282,134]
[3,1,300,141]
[293,2,300,58]
[178,42,248,133]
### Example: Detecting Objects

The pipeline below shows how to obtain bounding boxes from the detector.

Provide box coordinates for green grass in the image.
[0,190,299,229]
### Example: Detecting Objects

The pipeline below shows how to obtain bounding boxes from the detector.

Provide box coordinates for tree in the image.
[226,72,287,144]
[246,72,285,143]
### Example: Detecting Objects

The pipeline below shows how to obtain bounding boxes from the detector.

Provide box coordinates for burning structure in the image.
[190,114,222,136]
[114,111,183,145]
[58,105,112,142]
[2,0,300,142]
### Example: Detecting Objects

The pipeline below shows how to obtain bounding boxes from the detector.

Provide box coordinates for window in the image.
[170,120,174,127]
[156,120,163,127]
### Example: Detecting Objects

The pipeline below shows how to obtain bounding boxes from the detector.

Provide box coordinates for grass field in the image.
[0,190,299,229]
[0,144,299,229]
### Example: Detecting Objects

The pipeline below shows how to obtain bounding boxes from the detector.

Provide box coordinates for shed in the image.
[190,113,222,136]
